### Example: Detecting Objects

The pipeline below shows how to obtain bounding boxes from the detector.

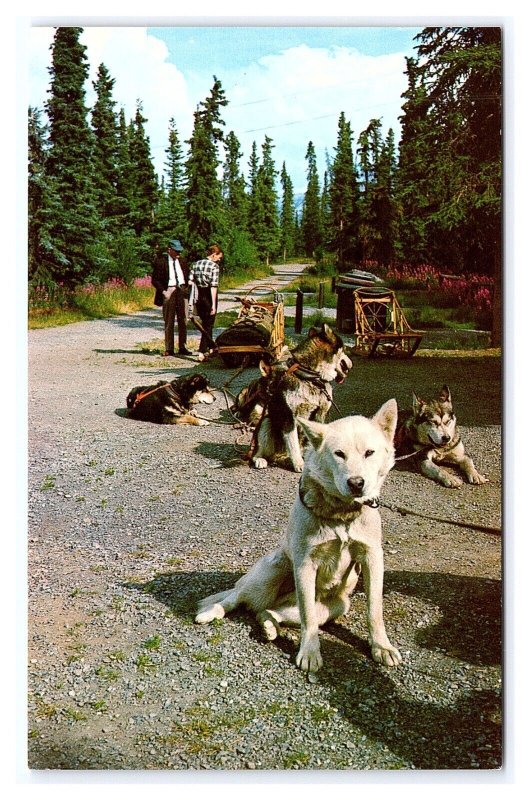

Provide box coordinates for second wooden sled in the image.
[352,287,424,358]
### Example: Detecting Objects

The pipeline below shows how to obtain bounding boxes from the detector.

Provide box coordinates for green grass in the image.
[29,264,273,330]
[29,284,154,329]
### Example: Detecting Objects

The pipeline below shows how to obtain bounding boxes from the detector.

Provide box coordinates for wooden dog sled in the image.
[352,287,424,358]
[213,287,285,367]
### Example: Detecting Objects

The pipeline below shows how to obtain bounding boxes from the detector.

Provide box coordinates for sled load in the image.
[215,287,285,367]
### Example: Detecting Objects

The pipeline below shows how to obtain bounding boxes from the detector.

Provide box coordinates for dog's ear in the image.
[412,392,424,413]
[317,322,339,346]
[372,399,398,442]
[297,417,326,451]
[258,359,271,377]
[439,384,452,404]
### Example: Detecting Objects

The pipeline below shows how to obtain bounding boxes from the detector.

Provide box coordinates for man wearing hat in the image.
[151,239,192,356]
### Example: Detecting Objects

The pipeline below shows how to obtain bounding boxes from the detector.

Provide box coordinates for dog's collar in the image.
[298,480,379,514]
[286,359,333,400]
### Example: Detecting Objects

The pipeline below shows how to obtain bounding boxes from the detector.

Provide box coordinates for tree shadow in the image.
[102,312,163,330]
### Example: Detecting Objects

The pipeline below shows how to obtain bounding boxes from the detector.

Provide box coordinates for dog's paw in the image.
[467,470,489,485]
[257,611,280,641]
[371,643,402,667]
[296,639,323,673]
[197,418,210,426]
[291,460,304,473]
[251,457,268,469]
[195,603,225,624]
[439,472,463,489]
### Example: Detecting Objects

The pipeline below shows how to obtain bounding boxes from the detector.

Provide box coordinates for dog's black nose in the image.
[441,434,451,444]
[347,477,365,495]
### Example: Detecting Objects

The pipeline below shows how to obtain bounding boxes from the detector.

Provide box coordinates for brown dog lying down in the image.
[126,373,215,425]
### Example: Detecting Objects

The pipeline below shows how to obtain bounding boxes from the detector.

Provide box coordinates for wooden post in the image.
[318,282,325,309]
[295,289,304,334]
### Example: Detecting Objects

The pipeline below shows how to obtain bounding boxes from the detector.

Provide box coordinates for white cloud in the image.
[28,26,193,176]
[28,27,410,194]
[222,44,409,192]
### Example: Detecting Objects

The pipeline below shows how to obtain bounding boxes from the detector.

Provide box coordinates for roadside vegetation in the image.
[29,28,500,345]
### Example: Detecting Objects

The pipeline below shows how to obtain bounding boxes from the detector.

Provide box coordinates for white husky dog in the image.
[195,399,402,675]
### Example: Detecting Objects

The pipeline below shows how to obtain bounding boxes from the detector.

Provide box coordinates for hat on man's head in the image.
[168,239,183,252]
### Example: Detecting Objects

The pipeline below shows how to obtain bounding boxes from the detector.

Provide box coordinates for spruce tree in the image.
[115,107,134,220]
[395,56,436,265]
[222,130,248,230]
[371,128,399,266]
[301,141,323,258]
[280,162,296,261]
[396,28,501,276]
[185,77,228,260]
[28,106,63,284]
[44,26,101,285]
[254,136,280,265]
[127,102,158,238]
[155,117,187,244]
[91,63,120,226]
[329,113,359,267]
[246,141,260,236]
[357,119,398,266]
[221,131,256,271]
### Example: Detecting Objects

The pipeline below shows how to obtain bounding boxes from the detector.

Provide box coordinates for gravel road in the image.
[27,275,502,774]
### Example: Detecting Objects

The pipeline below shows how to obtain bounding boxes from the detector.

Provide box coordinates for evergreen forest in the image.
[28,27,502,296]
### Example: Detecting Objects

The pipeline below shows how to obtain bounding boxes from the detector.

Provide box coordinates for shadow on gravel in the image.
[330,355,501,428]
[29,738,126,770]
[194,440,248,468]
[103,313,162,330]
[318,636,501,769]
[129,568,501,769]
[385,570,502,666]
[126,570,244,617]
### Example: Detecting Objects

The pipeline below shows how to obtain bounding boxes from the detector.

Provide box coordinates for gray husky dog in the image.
[196,400,401,675]
[395,384,488,488]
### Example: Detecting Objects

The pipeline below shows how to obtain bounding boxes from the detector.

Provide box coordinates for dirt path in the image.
[27,263,502,773]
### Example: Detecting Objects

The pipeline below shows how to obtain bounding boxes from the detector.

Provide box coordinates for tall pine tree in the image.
[280,162,296,261]
[329,113,359,267]
[301,141,323,258]
[127,101,158,239]
[91,63,120,227]
[155,117,187,244]
[221,130,257,271]
[44,26,101,285]
[28,107,63,284]
[185,77,228,260]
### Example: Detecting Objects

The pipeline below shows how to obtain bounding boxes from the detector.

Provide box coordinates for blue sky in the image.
[150,26,420,71]
[28,25,421,193]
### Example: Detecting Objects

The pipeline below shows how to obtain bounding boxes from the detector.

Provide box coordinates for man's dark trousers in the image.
[163,285,188,354]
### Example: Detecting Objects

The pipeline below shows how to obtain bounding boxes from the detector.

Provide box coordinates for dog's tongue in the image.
[335,376,344,385]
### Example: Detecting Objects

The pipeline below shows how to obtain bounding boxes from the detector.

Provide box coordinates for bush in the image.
[222,229,259,275]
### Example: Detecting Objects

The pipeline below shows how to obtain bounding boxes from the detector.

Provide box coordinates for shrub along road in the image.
[27,268,502,772]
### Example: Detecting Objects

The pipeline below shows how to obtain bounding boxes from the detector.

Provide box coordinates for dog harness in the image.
[131,382,173,410]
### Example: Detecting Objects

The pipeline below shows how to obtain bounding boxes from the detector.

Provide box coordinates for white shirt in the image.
[167,254,186,287]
